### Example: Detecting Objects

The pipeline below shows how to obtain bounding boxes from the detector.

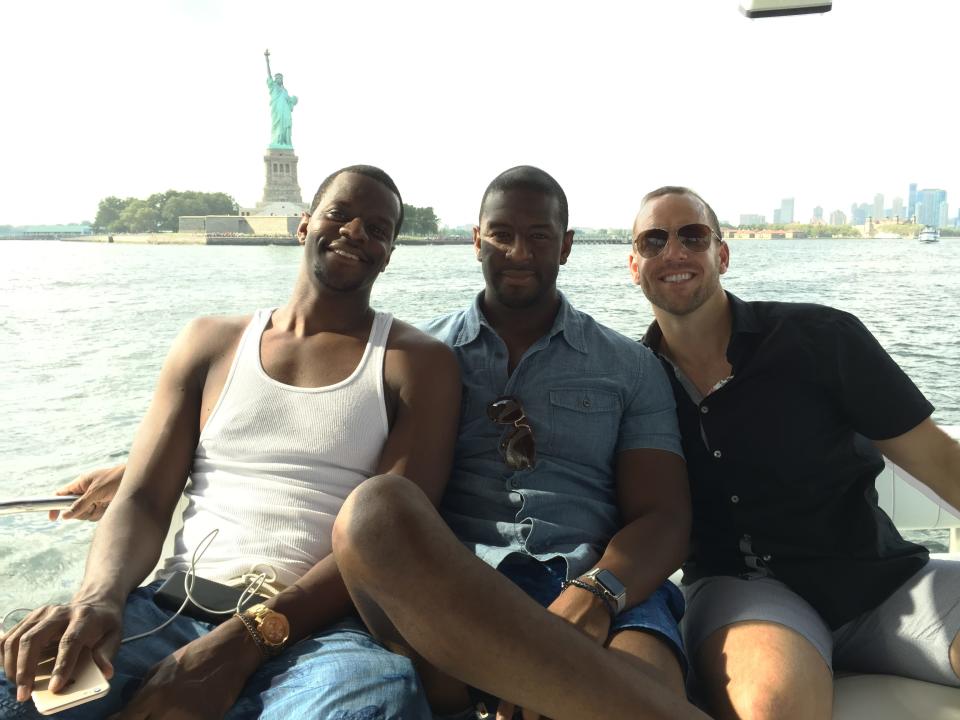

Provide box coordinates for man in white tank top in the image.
[0,166,462,719]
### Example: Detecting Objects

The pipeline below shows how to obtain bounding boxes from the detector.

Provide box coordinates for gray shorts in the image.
[681,559,960,687]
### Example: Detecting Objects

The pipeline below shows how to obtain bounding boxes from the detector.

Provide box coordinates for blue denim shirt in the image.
[420,292,683,579]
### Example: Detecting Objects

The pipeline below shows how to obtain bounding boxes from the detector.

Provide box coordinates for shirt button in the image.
[713,450,722,459]
[700,405,709,414]
[762,554,772,562]
[510,479,520,489]
[581,398,591,408]
[730,495,740,504]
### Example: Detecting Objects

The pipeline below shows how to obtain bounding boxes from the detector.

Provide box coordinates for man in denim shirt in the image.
[334,167,704,719]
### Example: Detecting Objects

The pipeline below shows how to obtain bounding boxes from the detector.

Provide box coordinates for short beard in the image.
[312,261,366,293]
[492,285,542,309]
[641,275,719,317]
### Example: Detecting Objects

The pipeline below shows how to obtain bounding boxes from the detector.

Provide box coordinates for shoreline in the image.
[0,234,952,245]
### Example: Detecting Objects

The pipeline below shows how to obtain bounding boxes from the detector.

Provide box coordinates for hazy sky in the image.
[2,0,955,228]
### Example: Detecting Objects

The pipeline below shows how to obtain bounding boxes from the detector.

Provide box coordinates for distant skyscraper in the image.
[873,193,884,221]
[830,210,847,225]
[773,209,782,224]
[891,197,904,220]
[851,203,869,225]
[939,202,949,228]
[739,214,766,226]
[780,198,795,224]
[916,188,947,227]
[908,183,918,221]
[813,206,823,221]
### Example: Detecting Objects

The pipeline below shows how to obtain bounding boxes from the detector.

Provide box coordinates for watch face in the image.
[595,570,626,598]
[260,613,290,646]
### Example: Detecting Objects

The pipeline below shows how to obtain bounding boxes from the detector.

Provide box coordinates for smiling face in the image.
[302,172,399,294]
[474,188,573,310]
[629,192,729,317]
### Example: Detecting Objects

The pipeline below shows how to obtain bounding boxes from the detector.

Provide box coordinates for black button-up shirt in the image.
[643,293,933,629]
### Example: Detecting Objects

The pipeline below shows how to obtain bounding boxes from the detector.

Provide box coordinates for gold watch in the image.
[238,603,290,657]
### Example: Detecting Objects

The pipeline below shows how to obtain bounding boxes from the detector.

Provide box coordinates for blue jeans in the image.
[0,582,432,720]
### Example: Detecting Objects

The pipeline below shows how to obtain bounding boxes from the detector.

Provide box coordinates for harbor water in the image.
[1,238,958,617]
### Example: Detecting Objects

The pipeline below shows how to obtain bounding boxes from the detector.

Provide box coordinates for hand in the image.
[0,599,122,702]
[543,582,612,646]
[496,585,611,720]
[110,620,262,720]
[49,464,125,521]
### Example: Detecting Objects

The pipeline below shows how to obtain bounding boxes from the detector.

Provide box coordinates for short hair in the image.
[479,166,569,232]
[309,165,404,240]
[640,186,722,237]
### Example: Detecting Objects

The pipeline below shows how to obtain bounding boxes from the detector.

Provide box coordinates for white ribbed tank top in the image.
[160,308,393,587]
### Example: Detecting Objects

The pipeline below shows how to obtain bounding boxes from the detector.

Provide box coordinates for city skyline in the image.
[735,183,953,229]
[3,1,959,230]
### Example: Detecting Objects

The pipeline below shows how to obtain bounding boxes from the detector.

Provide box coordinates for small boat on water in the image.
[919,226,940,243]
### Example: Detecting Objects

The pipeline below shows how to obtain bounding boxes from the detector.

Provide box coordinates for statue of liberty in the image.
[264,49,297,149]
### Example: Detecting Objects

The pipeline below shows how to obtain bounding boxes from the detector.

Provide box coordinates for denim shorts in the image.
[497,554,687,671]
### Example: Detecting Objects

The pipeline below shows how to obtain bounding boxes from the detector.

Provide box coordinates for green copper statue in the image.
[264,49,297,149]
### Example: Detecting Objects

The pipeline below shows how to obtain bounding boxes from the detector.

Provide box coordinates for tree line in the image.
[92,194,440,236]
[94,191,239,233]
[401,205,439,236]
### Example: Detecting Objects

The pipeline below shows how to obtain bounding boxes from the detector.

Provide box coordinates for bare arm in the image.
[875,417,960,514]
[0,318,219,699]
[546,449,691,642]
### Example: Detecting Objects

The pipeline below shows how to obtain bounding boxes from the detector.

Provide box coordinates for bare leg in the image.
[695,621,833,720]
[607,630,685,697]
[332,474,708,720]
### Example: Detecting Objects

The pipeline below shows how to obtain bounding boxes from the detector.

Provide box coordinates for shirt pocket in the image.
[546,388,621,467]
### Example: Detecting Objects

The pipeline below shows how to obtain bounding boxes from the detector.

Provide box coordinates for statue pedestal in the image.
[258,148,304,208]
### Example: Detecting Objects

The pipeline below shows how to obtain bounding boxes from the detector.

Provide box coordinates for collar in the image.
[454,290,588,354]
[641,291,762,355]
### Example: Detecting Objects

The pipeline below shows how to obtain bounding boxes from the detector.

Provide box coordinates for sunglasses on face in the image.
[633,223,721,259]
[486,396,536,470]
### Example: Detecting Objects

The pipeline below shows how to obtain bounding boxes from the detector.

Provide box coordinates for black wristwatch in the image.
[579,568,627,615]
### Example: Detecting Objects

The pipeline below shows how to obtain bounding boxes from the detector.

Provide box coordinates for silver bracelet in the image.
[562,578,617,620]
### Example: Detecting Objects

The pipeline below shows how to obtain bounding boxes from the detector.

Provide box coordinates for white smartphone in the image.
[31,648,110,716]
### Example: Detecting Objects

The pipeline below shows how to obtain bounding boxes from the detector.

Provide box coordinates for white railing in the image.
[876,425,960,552]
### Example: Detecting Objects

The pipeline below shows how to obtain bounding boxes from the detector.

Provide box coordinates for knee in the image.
[737,689,802,720]
[713,677,826,720]
[332,474,432,566]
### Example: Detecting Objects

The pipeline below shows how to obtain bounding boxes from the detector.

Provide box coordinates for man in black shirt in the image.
[628,186,960,719]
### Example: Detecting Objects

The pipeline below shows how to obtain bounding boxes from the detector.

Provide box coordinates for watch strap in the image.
[236,609,274,658]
